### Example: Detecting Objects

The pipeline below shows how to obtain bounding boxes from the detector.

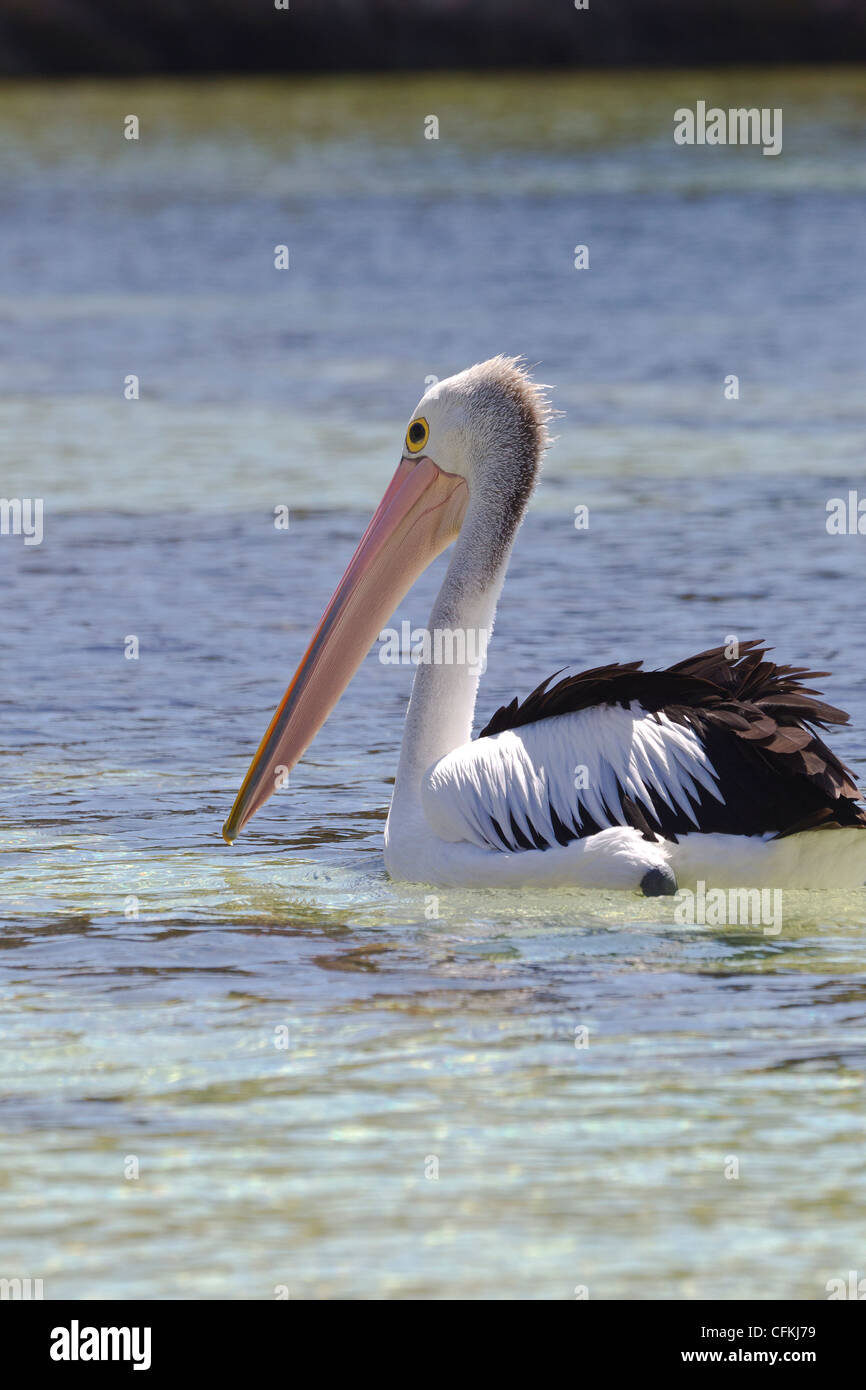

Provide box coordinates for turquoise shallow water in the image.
[1,71,866,1299]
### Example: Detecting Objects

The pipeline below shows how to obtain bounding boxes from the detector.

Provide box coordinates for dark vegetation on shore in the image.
[0,0,864,78]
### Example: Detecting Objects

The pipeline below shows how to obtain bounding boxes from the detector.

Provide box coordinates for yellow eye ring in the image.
[405,417,429,454]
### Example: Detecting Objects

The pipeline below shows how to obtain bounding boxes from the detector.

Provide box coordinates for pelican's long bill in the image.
[222,456,469,843]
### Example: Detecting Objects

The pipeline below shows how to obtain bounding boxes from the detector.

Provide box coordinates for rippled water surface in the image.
[2,70,866,1299]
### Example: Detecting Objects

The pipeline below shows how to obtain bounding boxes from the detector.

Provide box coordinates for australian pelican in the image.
[223,357,866,893]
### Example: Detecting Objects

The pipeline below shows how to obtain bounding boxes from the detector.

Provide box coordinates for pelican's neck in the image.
[388,500,514,818]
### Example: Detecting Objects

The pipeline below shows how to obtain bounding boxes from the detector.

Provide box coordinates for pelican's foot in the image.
[640,865,678,897]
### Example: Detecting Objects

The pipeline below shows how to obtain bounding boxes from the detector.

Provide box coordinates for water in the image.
[2,70,866,1300]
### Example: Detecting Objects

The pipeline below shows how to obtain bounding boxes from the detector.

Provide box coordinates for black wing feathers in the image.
[479,641,866,840]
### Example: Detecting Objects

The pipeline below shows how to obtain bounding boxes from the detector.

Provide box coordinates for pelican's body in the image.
[224,358,866,894]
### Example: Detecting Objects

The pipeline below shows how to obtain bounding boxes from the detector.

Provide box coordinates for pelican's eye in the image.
[405,417,429,454]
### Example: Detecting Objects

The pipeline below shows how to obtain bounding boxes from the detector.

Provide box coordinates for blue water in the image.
[1,70,865,1299]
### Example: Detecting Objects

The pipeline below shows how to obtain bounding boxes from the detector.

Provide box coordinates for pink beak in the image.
[223,456,469,843]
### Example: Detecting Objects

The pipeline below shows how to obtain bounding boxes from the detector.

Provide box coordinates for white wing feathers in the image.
[421,702,724,851]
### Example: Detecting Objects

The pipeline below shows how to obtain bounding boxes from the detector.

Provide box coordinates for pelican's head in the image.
[222,356,553,843]
[404,356,552,484]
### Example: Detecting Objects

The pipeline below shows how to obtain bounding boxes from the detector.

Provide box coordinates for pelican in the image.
[223,357,866,893]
